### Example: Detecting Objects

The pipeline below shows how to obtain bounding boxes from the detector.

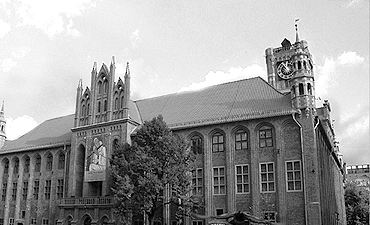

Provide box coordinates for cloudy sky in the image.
[0,0,368,164]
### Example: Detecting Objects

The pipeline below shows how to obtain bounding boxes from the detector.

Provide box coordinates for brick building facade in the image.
[0,32,346,225]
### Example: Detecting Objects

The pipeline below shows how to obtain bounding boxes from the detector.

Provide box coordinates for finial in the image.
[1,101,4,113]
[111,56,115,65]
[78,79,83,88]
[295,18,300,43]
[92,62,97,72]
[125,62,130,78]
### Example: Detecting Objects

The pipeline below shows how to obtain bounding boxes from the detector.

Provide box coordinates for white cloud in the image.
[341,114,369,140]
[5,115,38,140]
[1,58,16,72]
[15,0,96,38]
[0,48,30,72]
[130,29,141,48]
[179,64,266,92]
[0,18,11,38]
[315,51,365,97]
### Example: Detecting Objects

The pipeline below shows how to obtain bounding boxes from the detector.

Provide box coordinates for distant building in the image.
[0,29,346,225]
[346,164,370,189]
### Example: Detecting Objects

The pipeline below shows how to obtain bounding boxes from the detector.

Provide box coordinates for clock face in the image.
[277,61,294,79]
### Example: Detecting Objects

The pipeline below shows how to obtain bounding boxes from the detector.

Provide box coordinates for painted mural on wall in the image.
[85,136,107,181]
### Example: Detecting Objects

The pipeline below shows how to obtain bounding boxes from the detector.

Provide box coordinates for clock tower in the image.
[265,24,315,110]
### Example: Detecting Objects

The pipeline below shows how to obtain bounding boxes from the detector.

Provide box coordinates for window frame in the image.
[44,180,51,200]
[46,154,53,171]
[235,129,248,150]
[235,164,250,194]
[258,126,273,148]
[190,135,203,154]
[212,132,225,153]
[262,211,277,222]
[191,168,203,196]
[58,152,65,170]
[285,160,302,192]
[213,166,226,195]
[260,162,275,193]
[35,155,41,172]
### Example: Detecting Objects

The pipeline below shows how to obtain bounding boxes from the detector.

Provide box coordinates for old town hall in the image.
[0,28,346,225]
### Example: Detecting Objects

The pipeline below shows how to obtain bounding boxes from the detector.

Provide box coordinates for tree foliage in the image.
[111,115,198,225]
[344,181,369,225]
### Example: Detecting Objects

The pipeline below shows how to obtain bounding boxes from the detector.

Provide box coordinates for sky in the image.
[0,0,368,165]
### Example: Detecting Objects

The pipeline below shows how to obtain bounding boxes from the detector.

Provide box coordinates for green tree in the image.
[111,115,198,225]
[345,181,370,225]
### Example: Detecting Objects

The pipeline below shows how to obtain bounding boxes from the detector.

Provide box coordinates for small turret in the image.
[123,62,131,118]
[0,101,7,149]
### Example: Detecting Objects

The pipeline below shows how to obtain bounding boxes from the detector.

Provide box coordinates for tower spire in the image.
[0,100,6,149]
[295,18,300,43]
[125,62,130,78]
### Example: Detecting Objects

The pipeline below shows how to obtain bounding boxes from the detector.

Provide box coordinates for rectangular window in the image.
[33,180,39,200]
[57,179,64,199]
[1,183,7,201]
[260,162,275,193]
[216,209,224,215]
[11,182,17,201]
[263,211,276,222]
[192,220,203,225]
[286,160,302,191]
[22,181,28,200]
[58,153,65,170]
[235,130,248,150]
[35,157,41,172]
[259,127,273,147]
[212,133,224,152]
[44,180,51,200]
[213,167,226,195]
[30,219,37,225]
[192,168,203,195]
[191,136,203,154]
[9,218,14,225]
[235,165,250,193]
[42,219,49,225]
[0,218,3,225]
[21,211,25,218]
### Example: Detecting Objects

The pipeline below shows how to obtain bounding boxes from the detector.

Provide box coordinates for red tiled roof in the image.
[134,77,294,129]
[1,114,75,153]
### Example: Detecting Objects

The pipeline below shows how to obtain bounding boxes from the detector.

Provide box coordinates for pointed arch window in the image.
[14,158,19,174]
[98,101,101,113]
[235,129,248,150]
[114,97,119,110]
[303,60,307,70]
[87,103,90,116]
[259,126,273,148]
[35,155,41,172]
[307,83,312,95]
[212,132,224,152]
[104,80,109,93]
[82,104,86,117]
[24,156,30,173]
[121,96,125,108]
[191,135,203,154]
[299,83,304,95]
[46,154,53,171]
[58,152,65,170]
[98,81,103,94]
[297,61,302,70]
[3,159,9,175]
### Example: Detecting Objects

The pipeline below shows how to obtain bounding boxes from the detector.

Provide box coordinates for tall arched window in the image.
[121,96,125,108]
[299,83,304,95]
[235,129,248,150]
[104,100,107,112]
[46,153,53,171]
[3,159,9,175]
[212,132,224,152]
[14,158,19,174]
[191,135,203,154]
[58,152,65,170]
[98,101,101,113]
[98,81,103,94]
[24,156,30,173]
[303,60,307,70]
[259,126,273,148]
[307,83,312,95]
[298,61,302,70]
[35,155,41,172]
[104,80,109,93]
[114,97,118,110]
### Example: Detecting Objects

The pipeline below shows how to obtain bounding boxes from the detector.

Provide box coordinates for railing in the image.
[60,196,114,206]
